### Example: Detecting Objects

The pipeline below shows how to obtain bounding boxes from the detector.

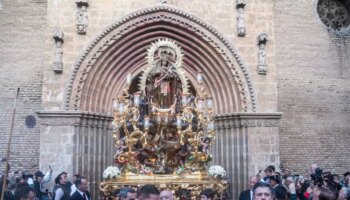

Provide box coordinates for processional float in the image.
[100,39,228,199]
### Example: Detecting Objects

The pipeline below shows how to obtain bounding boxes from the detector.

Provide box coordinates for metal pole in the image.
[1,88,20,200]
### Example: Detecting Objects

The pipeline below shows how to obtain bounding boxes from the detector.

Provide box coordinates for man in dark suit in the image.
[239,176,259,200]
[70,177,91,200]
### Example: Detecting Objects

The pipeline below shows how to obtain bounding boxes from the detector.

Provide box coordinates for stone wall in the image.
[0,0,46,173]
[275,0,350,175]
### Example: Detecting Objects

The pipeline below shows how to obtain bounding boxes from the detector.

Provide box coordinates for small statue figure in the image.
[175,145,189,167]
[199,137,211,154]
[75,1,89,34]
[257,32,269,75]
[114,138,127,158]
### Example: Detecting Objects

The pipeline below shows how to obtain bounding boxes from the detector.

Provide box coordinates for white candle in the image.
[196,71,203,83]
[126,73,132,85]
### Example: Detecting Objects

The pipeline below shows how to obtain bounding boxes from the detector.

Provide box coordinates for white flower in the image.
[208,165,226,178]
[103,166,121,179]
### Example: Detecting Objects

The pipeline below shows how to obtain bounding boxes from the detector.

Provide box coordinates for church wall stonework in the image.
[0,0,46,173]
[43,0,277,113]
[275,0,350,174]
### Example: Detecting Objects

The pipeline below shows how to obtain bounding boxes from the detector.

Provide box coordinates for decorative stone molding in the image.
[159,0,167,4]
[236,0,246,37]
[37,110,113,127]
[75,0,89,34]
[257,32,268,75]
[214,112,282,129]
[65,5,257,113]
[52,29,64,73]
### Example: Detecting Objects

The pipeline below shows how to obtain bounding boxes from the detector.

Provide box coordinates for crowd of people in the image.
[1,163,350,200]
[0,166,216,200]
[239,164,350,200]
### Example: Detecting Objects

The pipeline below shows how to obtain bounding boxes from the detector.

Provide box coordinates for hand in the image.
[288,183,296,194]
[49,165,53,173]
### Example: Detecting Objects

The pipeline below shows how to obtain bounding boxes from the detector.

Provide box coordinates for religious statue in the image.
[101,39,228,200]
[257,32,269,75]
[52,29,64,73]
[76,5,88,34]
[75,0,89,34]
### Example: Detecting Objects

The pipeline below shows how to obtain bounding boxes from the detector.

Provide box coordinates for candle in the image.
[126,73,132,85]
[196,71,203,83]
[133,92,140,107]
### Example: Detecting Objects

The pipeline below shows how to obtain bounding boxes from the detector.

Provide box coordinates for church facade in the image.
[0,0,349,198]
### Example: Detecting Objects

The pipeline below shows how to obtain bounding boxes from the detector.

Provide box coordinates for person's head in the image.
[310,164,319,174]
[75,177,88,192]
[268,174,280,187]
[338,187,350,200]
[285,176,294,187]
[137,184,159,200]
[72,174,80,182]
[248,176,259,190]
[159,190,174,200]
[55,172,67,185]
[264,166,275,177]
[200,188,215,200]
[273,186,288,200]
[318,187,338,200]
[35,171,44,182]
[14,186,36,200]
[119,187,136,200]
[253,182,272,200]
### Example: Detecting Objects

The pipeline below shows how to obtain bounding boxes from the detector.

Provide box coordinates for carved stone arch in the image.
[65,5,257,115]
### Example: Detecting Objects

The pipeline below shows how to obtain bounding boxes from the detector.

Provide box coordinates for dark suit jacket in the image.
[239,189,252,200]
[70,190,91,200]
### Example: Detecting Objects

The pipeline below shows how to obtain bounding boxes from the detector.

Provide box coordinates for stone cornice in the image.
[37,110,113,126]
[214,112,283,129]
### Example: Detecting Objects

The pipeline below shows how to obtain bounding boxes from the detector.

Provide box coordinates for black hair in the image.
[14,186,36,200]
[200,188,215,199]
[138,184,159,199]
[253,182,271,195]
[265,165,275,172]
[273,186,287,200]
[74,177,86,187]
[54,172,66,184]
[119,187,136,199]
[319,187,338,200]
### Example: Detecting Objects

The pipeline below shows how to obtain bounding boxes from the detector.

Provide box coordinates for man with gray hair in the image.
[239,175,259,200]
[159,190,173,200]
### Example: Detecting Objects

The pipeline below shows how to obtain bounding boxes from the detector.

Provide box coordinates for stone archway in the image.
[65,6,257,114]
[38,5,281,199]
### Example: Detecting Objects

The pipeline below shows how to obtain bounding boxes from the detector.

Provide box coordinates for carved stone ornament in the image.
[52,29,64,73]
[75,0,89,34]
[257,32,268,75]
[159,0,167,4]
[236,0,246,37]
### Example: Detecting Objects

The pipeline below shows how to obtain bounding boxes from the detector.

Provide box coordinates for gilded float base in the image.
[100,171,228,200]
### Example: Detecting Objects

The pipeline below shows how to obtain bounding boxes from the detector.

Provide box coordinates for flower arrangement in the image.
[103,166,121,179]
[208,165,226,179]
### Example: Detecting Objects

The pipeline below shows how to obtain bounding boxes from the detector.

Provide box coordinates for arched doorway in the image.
[38,5,281,199]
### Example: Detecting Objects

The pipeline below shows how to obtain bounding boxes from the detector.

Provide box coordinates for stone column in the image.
[213,112,282,199]
[38,111,114,200]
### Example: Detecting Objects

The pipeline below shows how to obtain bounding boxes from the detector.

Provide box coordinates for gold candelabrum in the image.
[112,71,215,174]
